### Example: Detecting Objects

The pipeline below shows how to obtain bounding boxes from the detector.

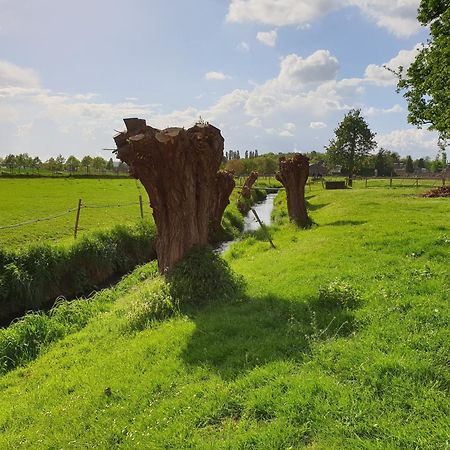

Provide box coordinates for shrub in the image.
[126,280,177,331]
[168,246,245,305]
[318,280,361,309]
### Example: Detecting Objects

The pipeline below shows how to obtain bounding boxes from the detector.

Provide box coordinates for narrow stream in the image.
[217,192,277,254]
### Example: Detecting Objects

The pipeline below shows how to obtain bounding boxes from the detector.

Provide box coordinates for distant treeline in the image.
[1,149,447,178]
[223,149,448,177]
[0,153,128,175]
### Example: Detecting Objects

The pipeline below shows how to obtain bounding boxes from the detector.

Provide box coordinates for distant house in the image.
[309,161,328,178]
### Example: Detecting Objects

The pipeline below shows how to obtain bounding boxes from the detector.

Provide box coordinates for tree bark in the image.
[238,171,258,214]
[276,154,311,227]
[114,118,235,274]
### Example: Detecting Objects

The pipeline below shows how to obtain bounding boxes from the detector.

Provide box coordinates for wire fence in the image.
[1,176,446,234]
[0,196,145,239]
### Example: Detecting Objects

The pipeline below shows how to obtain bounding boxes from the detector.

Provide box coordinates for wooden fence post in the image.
[389,177,393,188]
[415,177,419,188]
[139,194,144,219]
[250,208,276,249]
[443,177,446,186]
[365,178,368,188]
[74,199,82,239]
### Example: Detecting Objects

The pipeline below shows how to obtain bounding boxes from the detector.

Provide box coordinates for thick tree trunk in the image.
[114,118,234,274]
[276,154,311,227]
[210,170,235,231]
[238,171,258,214]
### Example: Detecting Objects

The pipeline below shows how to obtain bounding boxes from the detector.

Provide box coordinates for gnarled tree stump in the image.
[238,171,258,214]
[114,118,235,273]
[276,154,311,227]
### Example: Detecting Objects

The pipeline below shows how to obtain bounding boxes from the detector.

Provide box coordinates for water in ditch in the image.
[216,192,277,254]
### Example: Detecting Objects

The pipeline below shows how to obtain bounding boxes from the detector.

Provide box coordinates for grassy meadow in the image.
[0,178,150,249]
[0,183,448,448]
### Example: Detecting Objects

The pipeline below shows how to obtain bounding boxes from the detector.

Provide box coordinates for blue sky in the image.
[0,0,440,160]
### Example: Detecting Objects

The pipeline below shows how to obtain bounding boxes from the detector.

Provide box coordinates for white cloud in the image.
[310,121,327,128]
[256,29,277,47]
[247,117,262,127]
[237,41,250,52]
[205,71,232,81]
[349,0,420,37]
[377,128,439,157]
[227,0,421,37]
[364,104,404,116]
[0,59,40,88]
[278,50,340,86]
[227,0,340,26]
[364,45,421,86]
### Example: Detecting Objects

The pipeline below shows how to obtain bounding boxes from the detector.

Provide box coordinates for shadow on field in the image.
[326,220,367,227]
[180,294,356,380]
[305,201,330,212]
[169,246,358,380]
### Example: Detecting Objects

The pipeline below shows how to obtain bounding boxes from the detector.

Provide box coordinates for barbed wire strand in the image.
[0,208,78,230]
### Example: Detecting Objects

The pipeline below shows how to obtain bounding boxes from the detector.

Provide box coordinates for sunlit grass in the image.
[0,183,448,448]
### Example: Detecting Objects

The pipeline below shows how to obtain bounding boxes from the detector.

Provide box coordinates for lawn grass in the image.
[0,178,150,249]
[0,183,448,448]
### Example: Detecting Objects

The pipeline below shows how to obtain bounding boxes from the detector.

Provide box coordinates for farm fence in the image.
[0,194,146,239]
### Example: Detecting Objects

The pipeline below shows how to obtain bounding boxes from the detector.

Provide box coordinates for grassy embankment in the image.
[0,177,263,321]
[0,183,449,448]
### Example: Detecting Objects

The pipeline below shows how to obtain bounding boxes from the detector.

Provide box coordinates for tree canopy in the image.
[396,0,450,143]
[325,109,377,184]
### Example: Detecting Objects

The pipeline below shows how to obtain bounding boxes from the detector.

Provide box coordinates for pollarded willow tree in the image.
[326,109,377,186]
[114,118,235,274]
[276,154,311,228]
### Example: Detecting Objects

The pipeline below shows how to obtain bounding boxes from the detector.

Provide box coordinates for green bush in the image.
[168,246,245,305]
[125,280,177,331]
[318,280,361,309]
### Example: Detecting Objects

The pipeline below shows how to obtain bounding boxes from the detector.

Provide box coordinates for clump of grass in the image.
[318,280,361,309]
[168,246,245,305]
[0,221,156,323]
[126,280,177,332]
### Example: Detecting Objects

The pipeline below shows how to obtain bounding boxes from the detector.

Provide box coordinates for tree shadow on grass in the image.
[326,220,367,227]
[305,201,330,212]
[169,246,358,380]
[180,294,356,380]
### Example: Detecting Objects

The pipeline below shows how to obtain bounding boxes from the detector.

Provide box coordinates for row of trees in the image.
[225,150,259,160]
[0,153,128,174]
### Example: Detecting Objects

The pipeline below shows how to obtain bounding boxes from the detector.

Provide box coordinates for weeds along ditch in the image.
[0,187,267,325]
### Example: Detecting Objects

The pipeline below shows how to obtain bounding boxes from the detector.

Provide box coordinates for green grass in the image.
[0,184,449,448]
[0,178,150,249]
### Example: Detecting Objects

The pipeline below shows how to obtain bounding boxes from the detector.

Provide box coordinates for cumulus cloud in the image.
[310,121,327,128]
[0,59,40,88]
[349,0,420,37]
[377,128,439,157]
[364,104,404,116]
[227,0,421,37]
[227,0,340,26]
[364,45,421,86]
[256,29,277,46]
[205,71,232,81]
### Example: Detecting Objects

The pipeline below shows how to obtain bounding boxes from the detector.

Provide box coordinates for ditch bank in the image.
[0,188,268,325]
